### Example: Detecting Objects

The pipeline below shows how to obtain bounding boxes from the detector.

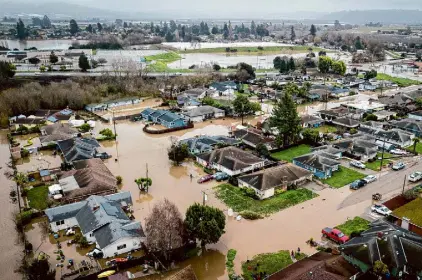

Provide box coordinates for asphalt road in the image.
[338,156,422,210]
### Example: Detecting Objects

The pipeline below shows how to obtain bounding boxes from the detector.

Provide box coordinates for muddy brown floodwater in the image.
[0,131,22,279]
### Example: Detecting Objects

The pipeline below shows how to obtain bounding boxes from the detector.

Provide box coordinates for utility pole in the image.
[112,110,119,161]
[402,174,407,194]
[379,136,387,172]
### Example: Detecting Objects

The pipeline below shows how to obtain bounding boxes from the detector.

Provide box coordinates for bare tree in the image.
[145,199,185,260]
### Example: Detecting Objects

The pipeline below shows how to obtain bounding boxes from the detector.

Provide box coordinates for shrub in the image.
[21,149,30,158]
[213,64,221,71]
[404,189,419,200]
[226,249,237,279]
[116,175,123,185]
[79,123,91,132]
[241,187,258,199]
[349,128,358,135]
[188,64,196,69]
[24,241,33,252]
[74,233,89,248]
[15,210,34,227]
[239,210,263,220]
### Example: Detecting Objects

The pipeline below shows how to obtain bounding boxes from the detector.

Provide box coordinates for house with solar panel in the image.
[45,192,145,258]
[57,137,110,163]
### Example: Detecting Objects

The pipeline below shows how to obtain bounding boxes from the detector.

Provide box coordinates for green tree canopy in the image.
[331,60,346,75]
[233,94,261,124]
[185,203,226,246]
[49,51,58,64]
[0,61,16,79]
[135,177,152,192]
[69,19,79,35]
[16,19,27,40]
[310,24,317,36]
[318,56,332,73]
[269,91,302,146]
[302,128,320,144]
[21,257,55,280]
[168,143,189,165]
[78,54,90,72]
[365,69,377,80]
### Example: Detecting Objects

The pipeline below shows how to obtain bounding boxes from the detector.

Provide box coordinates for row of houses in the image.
[9,108,76,131]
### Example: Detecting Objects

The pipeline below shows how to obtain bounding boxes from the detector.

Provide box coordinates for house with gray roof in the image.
[333,138,378,161]
[331,117,360,129]
[45,191,145,258]
[293,151,341,179]
[39,123,78,146]
[179,135,240,155]
[390,119,422,137]
[340,220,422,278]
[57,138,110,163]
[196,146,268,176]
[181,106,225,122]
[238,164,312,199]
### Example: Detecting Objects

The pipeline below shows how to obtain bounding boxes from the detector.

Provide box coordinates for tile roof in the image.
[197,146,265,172]
[238,164,312,191]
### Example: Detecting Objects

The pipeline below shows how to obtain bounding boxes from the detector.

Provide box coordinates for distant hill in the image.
[1,1,151,20]
[319,10,422,24]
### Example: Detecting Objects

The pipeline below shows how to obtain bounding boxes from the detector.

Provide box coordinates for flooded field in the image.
[0,131,22,279]
[15,149,62,173]
[1,39,89,50]
[162,42,295,50]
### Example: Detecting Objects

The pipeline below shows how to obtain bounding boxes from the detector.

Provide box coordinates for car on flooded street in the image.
[350,179,367,190]
[213,172,229,182]
[350,160,366,169]
[321,227,349,244]
[408,171,422,182]
[197,174,214,184]
[371,204,392,216]
[392,162,406,171]
[363,175,377,184]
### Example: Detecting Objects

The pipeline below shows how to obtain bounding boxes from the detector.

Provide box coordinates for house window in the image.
[55,220,65,226]
[117,244,126,250]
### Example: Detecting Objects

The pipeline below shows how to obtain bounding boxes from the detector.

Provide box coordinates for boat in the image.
[97,270,116,278]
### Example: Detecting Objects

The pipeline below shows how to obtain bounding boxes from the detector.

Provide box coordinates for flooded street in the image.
[0,131,22,279]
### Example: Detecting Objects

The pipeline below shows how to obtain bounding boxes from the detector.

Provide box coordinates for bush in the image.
[241,187,258,199]
[79,123,91,132]
[15,210,34,227]
[239,210,263,220]
[404,189,419,200]
[349,128,358,135]
[116,175,123,185]
[74,233,89,248]
[213,64,221,71]
[226,249,237,279]
[21,148,30,158]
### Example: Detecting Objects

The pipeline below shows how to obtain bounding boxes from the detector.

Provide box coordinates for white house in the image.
[196,146,266,176]
[409,110,422,121]
[238,164,312,200]
[45,192,145,258]
[181,106,225,122]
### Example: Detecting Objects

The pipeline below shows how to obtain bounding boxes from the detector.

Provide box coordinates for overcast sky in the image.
[3,0,422,18]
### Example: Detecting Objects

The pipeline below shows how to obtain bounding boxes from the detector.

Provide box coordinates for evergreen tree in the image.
[49,51,58,64]
[279,60,288,73]
[69,19,79,35]
[123,22,128,28]
[288,57,296,71]
[290,26,296,41]
[150,22,154,33]
[169,20,177,32]
[211,26,219,35]
[16,19,27,40]
[165,31,174,42]
[251,20,256,35]
[223,23,229,39]
[310,24,317,36]
[42,15,51,28]
[181,26,186,40]
[86,24,93,33]
[269,91,302,146]
[78,54,90,72]
[355,36,364,50]
[97,22,103,32]
[273,56,282,70]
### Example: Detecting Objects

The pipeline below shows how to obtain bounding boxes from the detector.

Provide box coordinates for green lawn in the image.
[181,45,326,55]
[365,153,393,171]
[393,198,422,227]
[241,250,293,280]
[376,73,421,87]
[407,141,422,154]
[321,167,365,188]
[271,144,311,162]
[336,217,370,236]
[27,185,49,210]
[144,51,181,63]
[214,184,317,217]
[312,125,337,133]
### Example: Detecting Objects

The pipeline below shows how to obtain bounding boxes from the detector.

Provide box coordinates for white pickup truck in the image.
[409,171,422,182]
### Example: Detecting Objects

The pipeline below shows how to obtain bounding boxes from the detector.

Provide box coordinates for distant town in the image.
[1,8,422,280]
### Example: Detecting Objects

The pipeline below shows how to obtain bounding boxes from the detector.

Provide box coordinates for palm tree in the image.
[413,138,420,154]
[13,172,27,212]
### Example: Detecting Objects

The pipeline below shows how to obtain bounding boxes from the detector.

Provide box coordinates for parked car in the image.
[321,227,350,244]
[408,171,422,182]
[197,174,214,184]
[213,172,229,182]
[390,149,407,155]
[371,204,392,216]
[350,160,366,169]
[363,175,377,184]
[392,162,406,171]
[86,248,103,258]
[350,179,367,190]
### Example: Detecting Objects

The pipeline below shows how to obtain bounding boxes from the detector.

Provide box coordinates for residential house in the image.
[57,138,110,163]
[9,117,45,131]
[331,117,360,130]
[46,108,75,124]
[293,151,341,179]
[341,101,385,115]
[180,135,239,155]
[57,158,118,203]
[391,119,422,137]
[359,81,377,91]
[268,251,360,280]
[85,98,142,112]
[311,146,343,159]
[39,123,79,147]
[317,107,352,121]
[209,81,237,96]
[181,106,225,122]
[196,146,267,176]
[377,94,413,111]
[340,220,422,278]
[141,109,187,128]
[233,128,276,151]
[409,110,422,121]
[330,87,350,98]
[301,115,324,128]
[372,110,397,121]
[360,122,416,148]
[40,169,52,182]
[45,192,145,258]
[176,88,211,107]
[238,164,312,199]
[360,121,386,130]
[333,138,378,161]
